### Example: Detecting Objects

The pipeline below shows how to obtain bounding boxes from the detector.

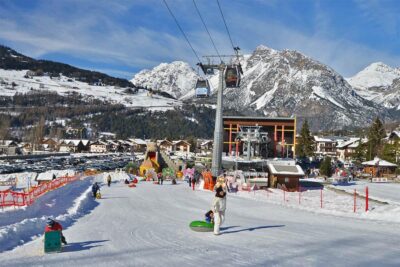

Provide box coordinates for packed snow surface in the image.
[1,181,400,266]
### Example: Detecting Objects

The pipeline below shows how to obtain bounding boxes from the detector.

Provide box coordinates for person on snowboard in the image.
[107,175,112,187]
[92,182,100,198]
[212,176,227,235]
[45,218,67,245]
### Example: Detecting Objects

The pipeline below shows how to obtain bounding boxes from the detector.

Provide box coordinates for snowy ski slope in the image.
[1,181,400,267]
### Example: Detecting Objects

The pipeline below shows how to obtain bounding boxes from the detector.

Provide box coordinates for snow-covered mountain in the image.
[131,61,199,99]
[135,45,388,130]
[347,62,400,109]
[0,69,181,111]
[224,46,388,129]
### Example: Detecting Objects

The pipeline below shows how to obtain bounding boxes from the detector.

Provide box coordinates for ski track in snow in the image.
[0,182,400,266]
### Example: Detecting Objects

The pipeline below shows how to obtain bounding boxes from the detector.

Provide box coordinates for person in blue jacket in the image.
[92,182,100,198]
[205,210,214,224]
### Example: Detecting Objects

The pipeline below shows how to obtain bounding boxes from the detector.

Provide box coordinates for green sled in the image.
[44,231,62,253]
[189,220,214,232]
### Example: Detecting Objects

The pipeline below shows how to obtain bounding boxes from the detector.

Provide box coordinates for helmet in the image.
[46,218,55,226]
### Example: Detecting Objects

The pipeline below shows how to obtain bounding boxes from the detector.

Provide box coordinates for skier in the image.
[45,218,67,245]
[92,182,100,198]
[107,175,112,187]
[212,176,227,235]
[158,172,163,185]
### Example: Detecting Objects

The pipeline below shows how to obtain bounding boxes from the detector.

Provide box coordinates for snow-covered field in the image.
[332,180,400,204]
[0,69,181,110]
[1,179,400,266]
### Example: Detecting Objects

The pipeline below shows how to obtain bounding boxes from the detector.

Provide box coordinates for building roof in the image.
[336,138,360,149]
[362,157,397,167]
[267,160,305,176]
[173,140,190,145]
[314,136,334,142]
[129,138,147,145]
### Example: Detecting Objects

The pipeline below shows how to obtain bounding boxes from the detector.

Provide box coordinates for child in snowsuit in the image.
[212,176,227,235]
[205,210,214,224]
[92,182,100,198]
[45,218,67,245]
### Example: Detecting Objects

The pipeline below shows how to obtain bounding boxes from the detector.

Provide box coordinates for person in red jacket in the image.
[45,218,67,245]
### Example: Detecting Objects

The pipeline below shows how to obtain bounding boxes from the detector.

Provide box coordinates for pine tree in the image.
[366,117,386,160]
[296,119,314,158]
[380,140,399,164]
[352,137,366,162]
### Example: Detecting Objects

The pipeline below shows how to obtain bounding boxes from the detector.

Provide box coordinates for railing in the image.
[0,175,80,208]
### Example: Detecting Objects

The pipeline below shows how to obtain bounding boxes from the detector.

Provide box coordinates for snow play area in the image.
[1,174,400,267]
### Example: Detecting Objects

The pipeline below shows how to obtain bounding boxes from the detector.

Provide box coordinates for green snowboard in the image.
[189,220,214,232]
[44,231,62,253]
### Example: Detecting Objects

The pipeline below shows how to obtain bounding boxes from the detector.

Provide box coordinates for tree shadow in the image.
[62,239,109,253]
[222,225,285,234]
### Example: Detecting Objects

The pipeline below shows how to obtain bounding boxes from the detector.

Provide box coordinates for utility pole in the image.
[211,63,226,177]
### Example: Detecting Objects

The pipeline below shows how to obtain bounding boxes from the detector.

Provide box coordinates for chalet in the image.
[59,140,89,153]
[158,139,174,152]
[40,138,58,152]
[387,131,400,145]
[314,136,337,158]
[0,140,19,155]
[173,140,191,153]
[128,138,147,152]
[362,157,397,178]
[267,159,305,191]
[199,140,213,154]
[90,140,108,153]
[106,140,122,152]
[336,138,362,160]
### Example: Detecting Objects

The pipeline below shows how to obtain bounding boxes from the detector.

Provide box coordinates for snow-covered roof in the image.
[128,138,147,145]
[362,157,397,167]
[173,140,190,145]
[0,140,18,146]
[106,140,118,146]
[314,136,334,142]
[200,140,213,146]
[336,138,360,149]
[267,162,305,176]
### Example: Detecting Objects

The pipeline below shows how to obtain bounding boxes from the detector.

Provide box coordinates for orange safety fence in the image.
[0,175,81,208]
[202,171,215,191]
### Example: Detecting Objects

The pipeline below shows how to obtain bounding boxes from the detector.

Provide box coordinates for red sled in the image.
[128,183,136,188]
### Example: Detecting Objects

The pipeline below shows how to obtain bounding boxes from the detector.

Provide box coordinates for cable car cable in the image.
[216,0,236,53]
[193,0,222,62]
[162,0,202,62]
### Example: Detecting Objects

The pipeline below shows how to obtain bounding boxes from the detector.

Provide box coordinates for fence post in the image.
[365,186,369,212]
[298,187,301,205]
[320,189,323,208]
[354,189,357,213]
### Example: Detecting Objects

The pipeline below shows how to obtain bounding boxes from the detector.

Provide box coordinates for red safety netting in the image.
[0,175,80,208]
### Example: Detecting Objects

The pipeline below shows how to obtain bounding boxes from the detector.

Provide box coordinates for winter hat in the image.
[46,218,54,226]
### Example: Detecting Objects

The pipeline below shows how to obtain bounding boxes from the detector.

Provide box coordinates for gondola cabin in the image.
[225,65,242,88]
[195,79,210,98]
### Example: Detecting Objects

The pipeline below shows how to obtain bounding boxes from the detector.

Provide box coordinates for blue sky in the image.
[0,0,399,79]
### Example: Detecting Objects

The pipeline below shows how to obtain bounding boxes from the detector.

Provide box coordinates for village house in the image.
[362,157,397,178]
[0,140,19,155]
[40,138,59,152]
[90,140,108,153]
[173,140,191,153]
[106,140,122,152]
[386,131,400,145]
[158,139,174,152]
[59,140,90,153]
[128,138,147,152]
[314,136,337,158]
[336,138,361,160]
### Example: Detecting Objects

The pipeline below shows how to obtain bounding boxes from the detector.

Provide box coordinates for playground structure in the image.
[139,142,160,177]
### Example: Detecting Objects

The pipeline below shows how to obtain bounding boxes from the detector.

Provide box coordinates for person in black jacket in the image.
[92,182,100,198]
